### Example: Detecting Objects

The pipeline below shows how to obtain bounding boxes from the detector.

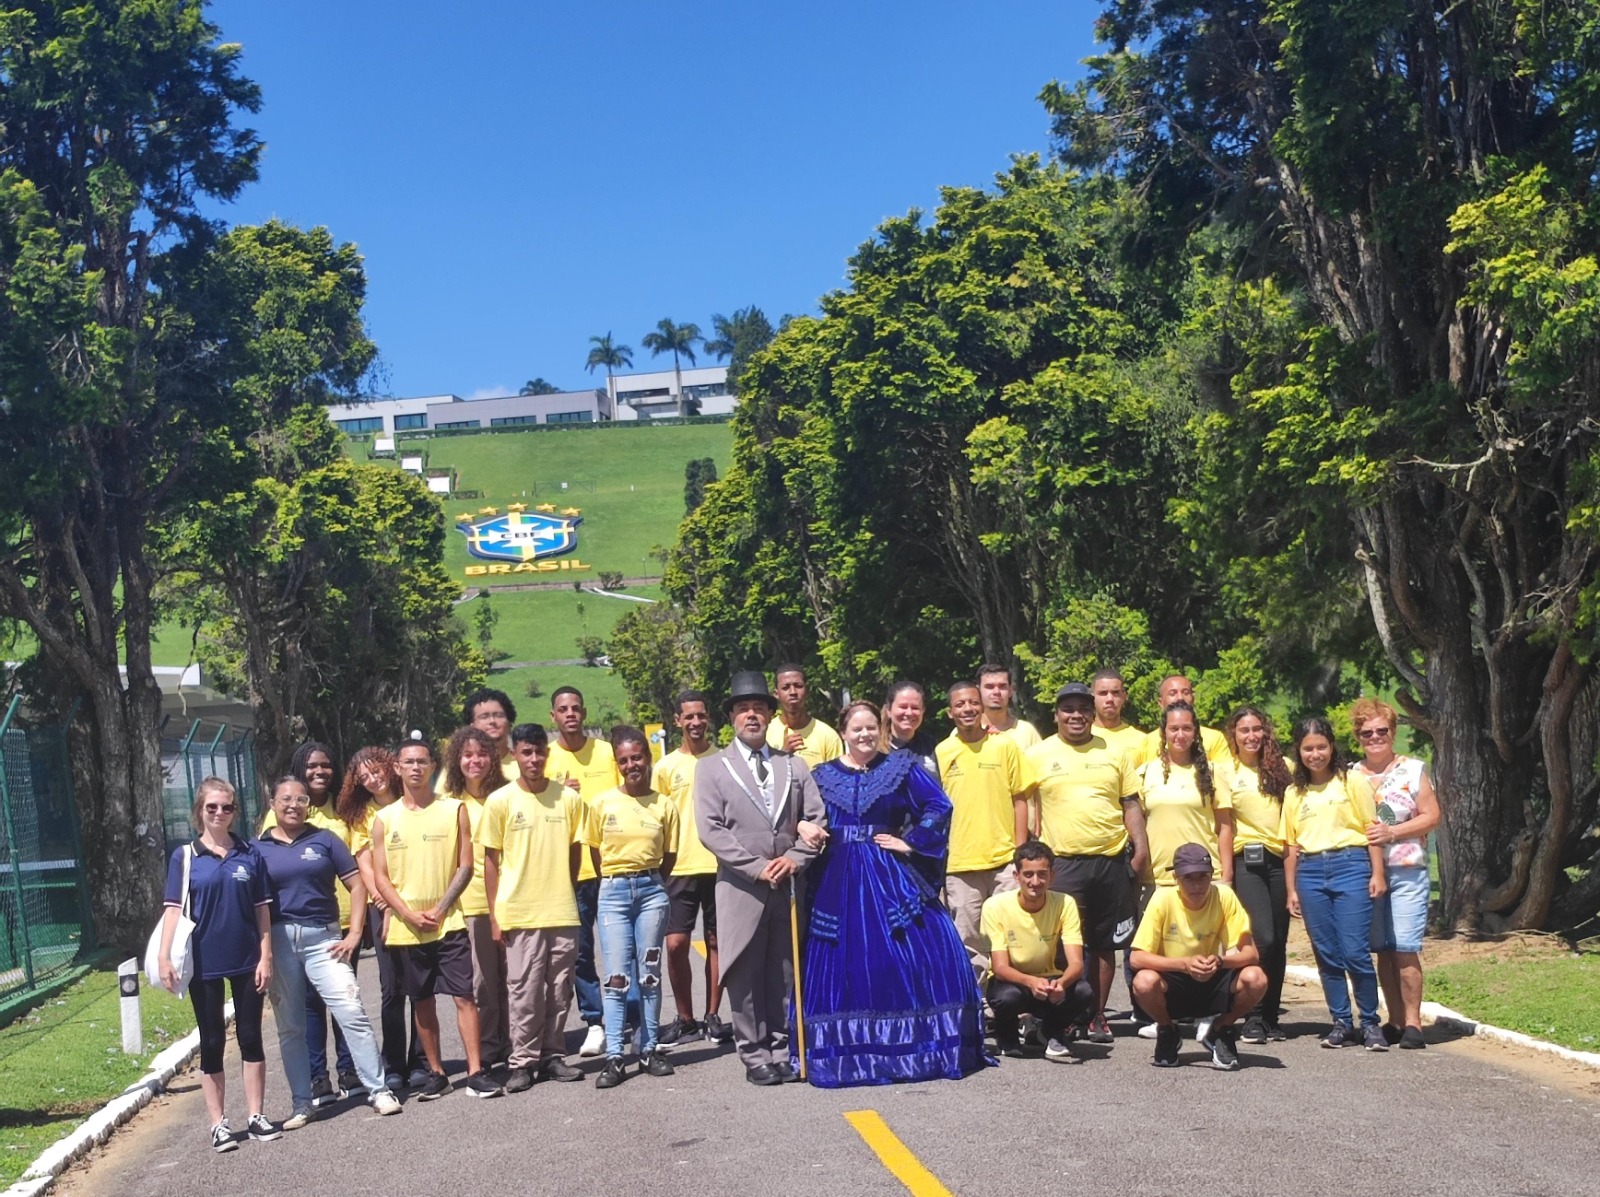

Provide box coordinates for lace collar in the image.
[815,749,916,815]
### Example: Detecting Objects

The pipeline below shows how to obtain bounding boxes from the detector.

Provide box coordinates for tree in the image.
[641,318,702,419]
[473,595,499,656]
[0,0,269,947]
[520,377,560,395]
[1046,0,1600,930]
[584,332,633,407]
[684,458,719,514]
[607,603,700,729]
[704,306,776,395]
[576,635,606,666]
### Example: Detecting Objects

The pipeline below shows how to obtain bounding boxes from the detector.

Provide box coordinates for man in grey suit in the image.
[694,670,827,1086]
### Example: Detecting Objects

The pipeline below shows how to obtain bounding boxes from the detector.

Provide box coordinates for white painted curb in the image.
[1,1002,233,1197]
[1284,964,1600,1071]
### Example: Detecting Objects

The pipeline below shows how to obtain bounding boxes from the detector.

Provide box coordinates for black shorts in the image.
[1160,969,1237,1020]
[1050,853,1137,951]
[665,873,717,938]
[394,929,473,1000]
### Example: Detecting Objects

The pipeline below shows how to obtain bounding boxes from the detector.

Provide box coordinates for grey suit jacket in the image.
[693,740,827,974]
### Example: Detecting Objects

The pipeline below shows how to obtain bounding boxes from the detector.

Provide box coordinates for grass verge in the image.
[1426,949,1600,1054]
[0,965,196,1186]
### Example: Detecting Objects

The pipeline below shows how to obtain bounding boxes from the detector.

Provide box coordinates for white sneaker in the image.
[1194,1017,1215,1046]
[1137,1022,1160,1040]
[369,1090,402,1116]
[1044,1037,1078,1063]
[280,1108,314,1131]
[579,1024,606,1057]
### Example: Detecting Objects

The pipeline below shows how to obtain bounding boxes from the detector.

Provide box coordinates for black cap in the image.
[1054,682,1093,702]
[1173,843,1214,878]
[723,670,778,715]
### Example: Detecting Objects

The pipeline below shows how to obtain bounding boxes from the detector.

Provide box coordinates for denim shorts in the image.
[1370,865,1429,953]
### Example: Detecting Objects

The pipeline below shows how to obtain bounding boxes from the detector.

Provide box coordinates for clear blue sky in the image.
[207,1,1101,400]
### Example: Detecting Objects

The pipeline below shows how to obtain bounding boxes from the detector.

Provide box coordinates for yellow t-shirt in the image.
[1132,883,1252,959]
[766,716,843,770]
[450,790,492,917]
[1225,760,1287,856]
[1024,735,1139,857]
[1282,772,1378,855]
[1138,758,1233,886]
[653,746,718,877]
[935,732,1025,873]
[377,797,467,947]
[474,779,585,931]
[981,890,1081,979]
[547,737,620,883]
[1138,725,1231,766]
[261,802,372,929]
[586,788,680,876]
[987,718,1041,752]
[1094,722,1145,762]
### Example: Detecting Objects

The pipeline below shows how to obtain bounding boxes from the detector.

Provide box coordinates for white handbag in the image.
[144,845,195,995]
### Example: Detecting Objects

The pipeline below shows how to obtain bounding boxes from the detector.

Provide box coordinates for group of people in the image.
[155,661,1440,1153]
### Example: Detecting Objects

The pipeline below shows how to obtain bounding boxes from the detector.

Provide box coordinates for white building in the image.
[326,388,613,436]
[607,364,734,420]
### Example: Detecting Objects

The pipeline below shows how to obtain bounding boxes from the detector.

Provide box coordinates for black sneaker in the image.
[1265,1021,1288,1041]
[657,1016,702,1046]
[309,1075,338,1108]
[337,1069,366,1099]
[1085,1014,1115,1044]
[703,1012,733,1043]
[1153,1026,1181,1067]
[504,1067,535,1093]
[1321,1023,1356,1049]
[464,1070,504,1098]
[539,1057,583,1083]
[1239,1015,1269,1044]
[416,1071,451,1101]
[1199,1025,1240,1071]
[406,1066,432,1090]
[996,1036,1026,1059]
[245,1113,281,1142]
[1381,1022,1403,1046]
[1399,1026,1427,1050]
[595,1056,628,1089]
[644,1049,675,1077]
[1362,1024,1390,1052]
[210,1120,237,1153]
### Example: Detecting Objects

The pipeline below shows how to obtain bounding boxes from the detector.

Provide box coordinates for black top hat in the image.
[724,670,778,715]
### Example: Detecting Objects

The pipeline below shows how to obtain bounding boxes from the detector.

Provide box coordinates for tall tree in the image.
[0,0,270,947]
[703,306,776,395]
[683,458,719,514]
[1046,0,1600,930]
[641,318,702,418]
[584,332,633,409]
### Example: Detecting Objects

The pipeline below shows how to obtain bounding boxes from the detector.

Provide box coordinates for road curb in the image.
[1,1003,232,1197]
[1283,964,1600,1070]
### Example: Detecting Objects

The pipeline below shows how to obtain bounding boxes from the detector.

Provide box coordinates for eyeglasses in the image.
[1356,727,1393,741]
[203,804,236,814]
[276,795,310,807]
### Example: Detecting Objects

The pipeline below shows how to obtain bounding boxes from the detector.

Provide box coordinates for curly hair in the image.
[336,745,400,826]
[1289,716,1349,790]
[442,725,500,797]
[1157,701,1215,803]
[1223,706,1291,800]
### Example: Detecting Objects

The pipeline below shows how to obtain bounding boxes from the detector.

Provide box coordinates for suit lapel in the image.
[770,753,792,826]
[721,748,772,825]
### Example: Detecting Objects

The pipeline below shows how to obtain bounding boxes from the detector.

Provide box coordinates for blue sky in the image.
[207,1,1101,399]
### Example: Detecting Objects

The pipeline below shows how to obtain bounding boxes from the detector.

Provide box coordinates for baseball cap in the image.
[1173,843,1214,878]
[1054,682,1093,702]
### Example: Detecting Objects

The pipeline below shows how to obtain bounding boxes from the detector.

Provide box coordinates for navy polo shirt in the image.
[256,827,358,927]
[163,835,272,980]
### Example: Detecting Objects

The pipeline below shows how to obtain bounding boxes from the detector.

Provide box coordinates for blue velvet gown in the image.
[793,750,991,1087]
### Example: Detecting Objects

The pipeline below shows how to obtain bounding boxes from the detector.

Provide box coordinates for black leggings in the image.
[1233,849,1289,1021]
[367,906,423,1077]
[189,973,266,1075]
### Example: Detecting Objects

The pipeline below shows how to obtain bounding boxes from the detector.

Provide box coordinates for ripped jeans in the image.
[268,922,389,1111]
[595,872,670,1058]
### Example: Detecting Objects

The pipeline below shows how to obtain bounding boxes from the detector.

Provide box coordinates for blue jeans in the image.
[306,955,355,1082]
[575,878,603,1025]
[268,923,390,1111]
[595,872,670,1057]
[1295,847,1381,1028]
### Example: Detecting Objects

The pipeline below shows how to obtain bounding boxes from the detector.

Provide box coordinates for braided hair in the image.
[1158,701,1215,804]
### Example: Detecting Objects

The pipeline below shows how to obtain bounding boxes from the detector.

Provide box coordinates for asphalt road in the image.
[53,949,1600,1197]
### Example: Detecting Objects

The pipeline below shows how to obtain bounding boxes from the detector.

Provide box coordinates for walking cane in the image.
[789,875,807,1081]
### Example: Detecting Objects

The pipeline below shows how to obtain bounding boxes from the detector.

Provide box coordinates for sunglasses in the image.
[204,803,236,814]
[1356,727,1393,740]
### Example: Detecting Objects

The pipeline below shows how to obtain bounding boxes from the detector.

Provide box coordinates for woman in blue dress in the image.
[793,699,990,1087]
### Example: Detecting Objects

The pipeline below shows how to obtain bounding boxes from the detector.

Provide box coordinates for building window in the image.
[490,415,537,427]
[617,387,671,402]
[682,383,728,401]
[394,412,428,430]
[546,411,593,425]
[434,419,479,430]
[333,417,383,434]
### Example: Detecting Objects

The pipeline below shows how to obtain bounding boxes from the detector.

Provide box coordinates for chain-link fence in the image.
[0,697,93,1003]
[160,722,260,846]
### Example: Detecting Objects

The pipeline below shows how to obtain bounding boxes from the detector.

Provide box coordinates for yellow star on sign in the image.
[561,507,581,516]
[479,506,499,516]
[535,503,557,513]
[455,513,473,522]
[507,503,527,513]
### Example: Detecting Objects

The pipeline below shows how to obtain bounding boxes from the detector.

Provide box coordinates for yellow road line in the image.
[844,1110,954,1197]
[692,939,706,957]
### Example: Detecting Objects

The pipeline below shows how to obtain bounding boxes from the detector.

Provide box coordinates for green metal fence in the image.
[0,697,93,1003]
[160,721,260,846]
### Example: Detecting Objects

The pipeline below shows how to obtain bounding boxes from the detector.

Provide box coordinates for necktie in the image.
[753,751,769,784]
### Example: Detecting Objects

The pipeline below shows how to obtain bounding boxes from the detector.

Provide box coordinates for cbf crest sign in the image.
[455,503,582,563]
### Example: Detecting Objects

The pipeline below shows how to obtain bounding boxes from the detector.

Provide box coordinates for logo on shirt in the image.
[230,864,252,882]
[603,814,618,829]
[512,811,528,827]
[299,846,323,861]
[455,507,581,563]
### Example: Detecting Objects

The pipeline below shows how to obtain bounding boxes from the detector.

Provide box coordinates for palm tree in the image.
[703,306,775,396]
[641,318,702,419]
[584,333,634,414]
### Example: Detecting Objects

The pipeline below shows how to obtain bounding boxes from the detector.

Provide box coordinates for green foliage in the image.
[521,377,561,395]
[683,457,719,514]
[473,596,499,653]
[584,332,633,379]
[606,603,700,728]
[704,306,777,395]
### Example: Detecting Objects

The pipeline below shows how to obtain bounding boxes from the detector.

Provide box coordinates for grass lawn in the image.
[1425,946,1600,1054]
[0,965,196,1186]
[488,664,629,726]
